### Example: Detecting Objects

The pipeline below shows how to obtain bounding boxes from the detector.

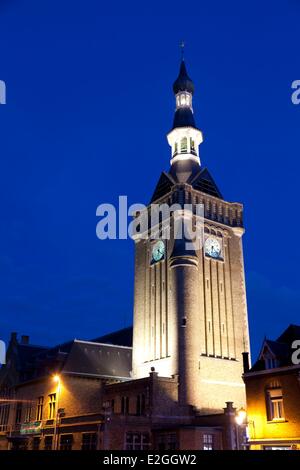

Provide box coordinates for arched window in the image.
[190,138,195,152]
[179,93,190,107]
[174,142,178,155]
[181,137,187,153]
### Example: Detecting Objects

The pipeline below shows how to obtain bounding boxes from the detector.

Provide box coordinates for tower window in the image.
[180,137,187,153]
[190,138,195,152]
[181,318,187,327]
[177,92,191,107]
[174,142,178,155]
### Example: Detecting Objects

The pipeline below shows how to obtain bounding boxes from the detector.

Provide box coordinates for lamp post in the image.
[52,375,61,450]
[102,401,112,450]
[235,407,247,450]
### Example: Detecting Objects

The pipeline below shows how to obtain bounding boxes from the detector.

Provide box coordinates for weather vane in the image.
[180,40,185,59]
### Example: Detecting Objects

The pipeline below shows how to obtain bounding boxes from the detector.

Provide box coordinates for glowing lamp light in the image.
[53,374,60,383]
[236,407,247,426]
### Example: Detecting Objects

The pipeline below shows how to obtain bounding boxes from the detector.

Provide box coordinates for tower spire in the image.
[167,57,203,183]
[180,40,185,60]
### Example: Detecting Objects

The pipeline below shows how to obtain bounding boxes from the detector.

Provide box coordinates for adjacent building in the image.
[243,325,300,450]
[0,330,132,450]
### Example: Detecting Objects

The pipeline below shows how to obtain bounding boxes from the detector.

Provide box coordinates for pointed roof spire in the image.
[180,40,185,60]
[173,46,195,95]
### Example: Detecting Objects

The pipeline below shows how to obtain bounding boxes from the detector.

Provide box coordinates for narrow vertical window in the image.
[36,396,44,421]
[15,402,22,424]
[181,137,187,153]
[48,393,56,420]
[266,388,284,421]
[203,434,214,450]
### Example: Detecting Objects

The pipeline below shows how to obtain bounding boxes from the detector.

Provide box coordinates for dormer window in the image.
[263,353,278,369]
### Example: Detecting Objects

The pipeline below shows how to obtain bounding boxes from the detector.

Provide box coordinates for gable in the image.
[190,167,223,199]
[150,172,176,203]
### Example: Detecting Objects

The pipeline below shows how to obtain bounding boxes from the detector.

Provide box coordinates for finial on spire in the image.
[180,40,185,60]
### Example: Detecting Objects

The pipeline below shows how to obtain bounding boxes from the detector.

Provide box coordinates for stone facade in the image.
[132,184,250,412]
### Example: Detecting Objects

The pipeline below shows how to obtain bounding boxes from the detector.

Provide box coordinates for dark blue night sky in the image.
[0,1,299,360]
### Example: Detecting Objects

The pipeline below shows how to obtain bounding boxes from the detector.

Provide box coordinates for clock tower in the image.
[132,59,250,413]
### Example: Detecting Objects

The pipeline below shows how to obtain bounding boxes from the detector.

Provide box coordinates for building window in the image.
[60,434,73,451]
[177,93,190,107]
[266,388,284,421]
[44,435,53,450]
[121,396,129,415]
[32,437,40,450]
[82,433,97,450]
[158,433,178,450]
[203,433,214,450]
[190,138,195,152]
[264,355,278,369]
[36,396,44,421]
[25,403,32,423]
[15,402,22,424]
[174,142,178,155]
[48,393,56,420]
[0,403,10,431]
[125,432,150,450]
[180,137,188,153]
[136,394,146,416]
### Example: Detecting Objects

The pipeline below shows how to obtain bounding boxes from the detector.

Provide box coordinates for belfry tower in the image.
[132,58,250,413]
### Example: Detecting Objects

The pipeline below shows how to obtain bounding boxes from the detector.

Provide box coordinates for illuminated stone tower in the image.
[132,58,250,413]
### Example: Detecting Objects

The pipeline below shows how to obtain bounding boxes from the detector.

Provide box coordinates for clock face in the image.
[205,237,221,259]
[152,240,165,263]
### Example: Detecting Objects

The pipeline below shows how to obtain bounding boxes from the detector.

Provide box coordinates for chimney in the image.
[242,352,250,373]
[223,401,236,415]
[21,335,30,345]
[10,332,17,342]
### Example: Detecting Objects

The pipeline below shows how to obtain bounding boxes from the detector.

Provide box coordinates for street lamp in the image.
[52,374,61,450]
[235,407,247,426]
[235,407,247,450]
